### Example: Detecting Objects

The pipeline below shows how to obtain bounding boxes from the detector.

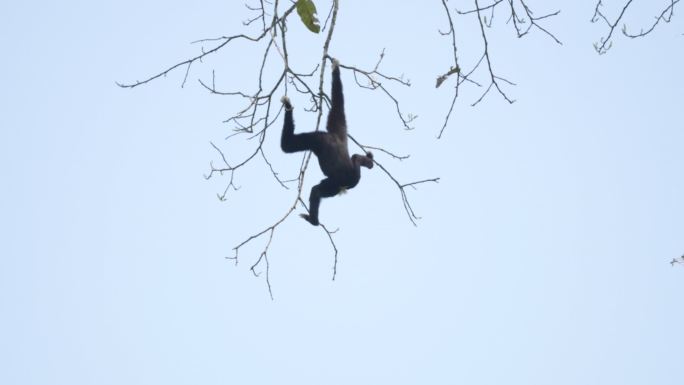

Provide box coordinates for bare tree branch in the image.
[348,135,439,226]
[592,0,680,54]
[472,0,516,106]
[436,0,461,138]
[623,0,679,38]
[338,50,416,130]
[117,4,297,89]
[435,0,560,136]
[591,0,635,54]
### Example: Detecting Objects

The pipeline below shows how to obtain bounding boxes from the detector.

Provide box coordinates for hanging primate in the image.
[280,58,374,226]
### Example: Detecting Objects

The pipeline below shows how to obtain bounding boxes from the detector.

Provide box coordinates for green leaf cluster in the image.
[296,0,321,34]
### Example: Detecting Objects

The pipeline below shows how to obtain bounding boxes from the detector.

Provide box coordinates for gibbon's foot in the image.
[280,95,293,111]
[332,58,340,70]
[299,213,319,226]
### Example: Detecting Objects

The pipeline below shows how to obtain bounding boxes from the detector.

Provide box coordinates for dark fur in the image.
[280,59,373,226]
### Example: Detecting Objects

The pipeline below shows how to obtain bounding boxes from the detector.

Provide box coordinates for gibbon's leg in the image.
[280,96,323,153]
[301,178,340,226]
[326,59,347,138]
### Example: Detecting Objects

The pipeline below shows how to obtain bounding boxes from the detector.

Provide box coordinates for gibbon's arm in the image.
[326,59,347,139]
[280,95,324,154]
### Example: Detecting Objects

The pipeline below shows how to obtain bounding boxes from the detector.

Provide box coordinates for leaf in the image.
[296,0,321,34]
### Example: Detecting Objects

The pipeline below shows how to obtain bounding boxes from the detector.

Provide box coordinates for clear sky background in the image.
[1,1,683,384]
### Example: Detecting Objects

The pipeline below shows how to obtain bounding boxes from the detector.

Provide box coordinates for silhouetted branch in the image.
[117,4,297,89]
[339,51,416,130]
[592,0,680,54]
[348,134,439,226]
[472,0,516,106]
[591,0,635,54]
[435,0,560,136]
[362,145,410,161]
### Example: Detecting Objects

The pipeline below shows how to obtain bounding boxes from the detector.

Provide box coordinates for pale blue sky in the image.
[1,1,683,384]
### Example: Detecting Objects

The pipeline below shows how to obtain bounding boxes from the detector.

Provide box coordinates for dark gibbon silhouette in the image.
[280,58,374,226]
